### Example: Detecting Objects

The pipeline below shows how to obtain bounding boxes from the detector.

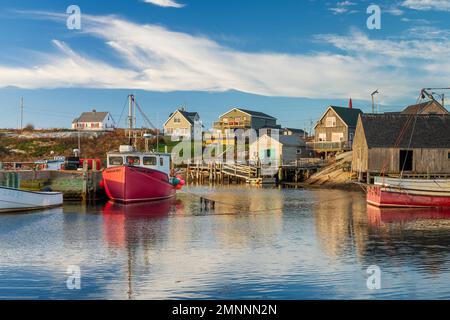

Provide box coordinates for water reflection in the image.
[365,205,450,277]
[367,205,450,226]
[2,187,450,299]
[313,190,369,261]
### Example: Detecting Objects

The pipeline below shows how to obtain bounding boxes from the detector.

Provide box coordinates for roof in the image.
[238,109,276,119]
[402,100,449,115]
[279,135,306,147]
[221,108,276,120]
[360,114,450,148]
[330,106,363,127]
[167,110,199,125]
[255,134,305,147]
[73,111,110,123]
[284,128,308,135]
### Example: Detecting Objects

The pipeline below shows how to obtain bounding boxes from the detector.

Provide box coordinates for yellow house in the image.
[163,109,201,140]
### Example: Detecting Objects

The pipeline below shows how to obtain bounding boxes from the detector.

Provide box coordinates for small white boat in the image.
[0,186,63,213]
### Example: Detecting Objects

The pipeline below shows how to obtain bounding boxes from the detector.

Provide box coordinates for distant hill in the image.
[0,129,170,162]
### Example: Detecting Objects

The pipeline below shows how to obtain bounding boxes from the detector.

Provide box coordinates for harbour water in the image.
[0,186,450,300]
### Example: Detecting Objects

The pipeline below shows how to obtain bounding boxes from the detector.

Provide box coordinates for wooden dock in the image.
[182,159,325,185]
[0,162,104,201]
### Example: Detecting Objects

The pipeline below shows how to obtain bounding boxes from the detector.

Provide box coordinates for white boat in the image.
[374,177,450,196]
[0,186,63,213]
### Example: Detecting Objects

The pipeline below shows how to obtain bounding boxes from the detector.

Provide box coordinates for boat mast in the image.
[127,94,135,146]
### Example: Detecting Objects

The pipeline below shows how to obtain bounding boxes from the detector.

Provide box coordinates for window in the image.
[326,117,337,127]
[174,117,181,123]
[318,133,327,142]
[296,149,302,155]
[143,156,157,166]
[448,152,450,159]
[266,149,271,157]
[126,156,141,166]
[160,157,164,166]
[109,157,123,166]
[332,132,344,142]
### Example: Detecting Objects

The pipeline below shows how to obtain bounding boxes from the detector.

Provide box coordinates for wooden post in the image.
[82,160,88,201]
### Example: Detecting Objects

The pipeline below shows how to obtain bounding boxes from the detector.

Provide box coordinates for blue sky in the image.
[0,0,450,129]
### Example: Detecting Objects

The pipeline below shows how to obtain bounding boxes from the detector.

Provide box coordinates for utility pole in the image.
[20,97,24,130]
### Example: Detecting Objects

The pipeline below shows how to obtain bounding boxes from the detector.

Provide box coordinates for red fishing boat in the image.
[367,177,450,208]
[102,148,177,203]
[102,95,184,203]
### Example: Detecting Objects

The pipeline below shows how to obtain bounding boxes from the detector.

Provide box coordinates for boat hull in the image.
[367,185,450,208]
[102,166,176,203]
[0,187,63,213]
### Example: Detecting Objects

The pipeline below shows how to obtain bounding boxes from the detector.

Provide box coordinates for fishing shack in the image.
[352,113,450,182]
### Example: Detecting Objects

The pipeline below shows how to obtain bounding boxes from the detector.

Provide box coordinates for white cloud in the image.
[402,0,450,11]
[143,0,185,8]
[2,14,450,103]
[329,1,357,15]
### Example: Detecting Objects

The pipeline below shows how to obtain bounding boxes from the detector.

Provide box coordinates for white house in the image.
[72,110,115,131]
[250,134,306,166]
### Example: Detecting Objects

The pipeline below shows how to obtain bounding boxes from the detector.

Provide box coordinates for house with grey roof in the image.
[71,110,115,131]
[213,108,281,133]
[163,108,201,140]
[352,113,450,178]
[310,105,363,154]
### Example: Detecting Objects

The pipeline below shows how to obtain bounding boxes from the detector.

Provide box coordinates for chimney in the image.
[349,98,353,109]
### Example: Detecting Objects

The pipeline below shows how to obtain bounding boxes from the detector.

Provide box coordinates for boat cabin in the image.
[107,149,171,175]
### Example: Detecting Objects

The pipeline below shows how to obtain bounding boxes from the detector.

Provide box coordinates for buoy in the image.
[179,179,185,186]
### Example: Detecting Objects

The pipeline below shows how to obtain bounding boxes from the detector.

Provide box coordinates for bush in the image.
[23,124,35,131]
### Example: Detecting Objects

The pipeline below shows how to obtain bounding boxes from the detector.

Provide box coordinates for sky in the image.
[1,0,450,130]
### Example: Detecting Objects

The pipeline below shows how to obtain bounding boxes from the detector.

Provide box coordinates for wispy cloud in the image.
[2,13,450,103]
[143,0,185,8]
[402,0,450,11]
[329,1,357,15]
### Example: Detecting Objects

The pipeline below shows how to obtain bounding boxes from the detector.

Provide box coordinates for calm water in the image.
[1,185,450,300]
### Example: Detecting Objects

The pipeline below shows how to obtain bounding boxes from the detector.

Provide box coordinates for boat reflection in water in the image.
[101,199,182,249]
[367,205,450,226]
[102,199,178,217]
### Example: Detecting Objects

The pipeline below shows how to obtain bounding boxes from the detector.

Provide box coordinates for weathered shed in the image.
[352,114,450,177]
[250,134,306,165]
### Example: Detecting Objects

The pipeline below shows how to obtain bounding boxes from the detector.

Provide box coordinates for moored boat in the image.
[0,186,63,213]
[101,94,184,203]
[367,176,450,208]
[102,148,177,203]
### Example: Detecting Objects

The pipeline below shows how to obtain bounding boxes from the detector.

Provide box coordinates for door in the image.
[400,150,413,172]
